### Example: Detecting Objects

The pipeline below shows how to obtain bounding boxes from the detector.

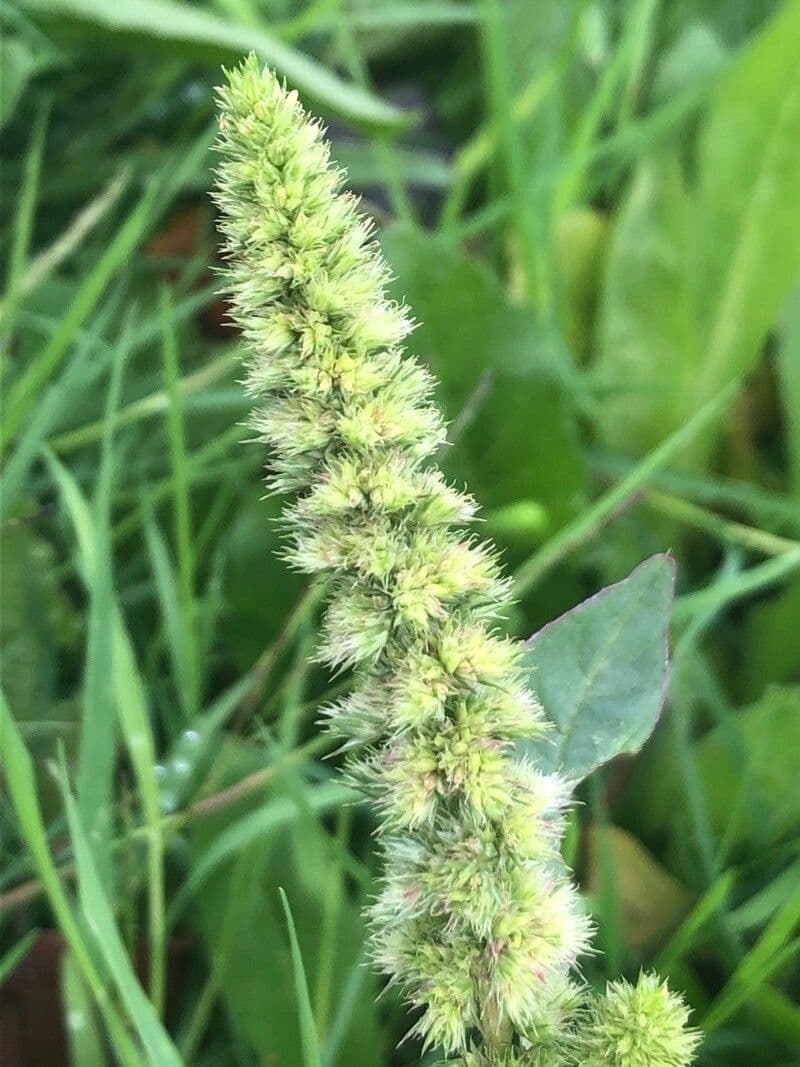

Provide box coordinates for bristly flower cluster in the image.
[574,974,700,1067]
[213,55,697,1065]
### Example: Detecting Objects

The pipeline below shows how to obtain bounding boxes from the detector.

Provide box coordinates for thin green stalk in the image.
[589,773,623,978]
[232,583,325,733]
[673,550,800,628]
[160,286,199,716]
[644,489,800,557]
[331,0,414,223]
[478,0,543,312]
[278,625,316,749]
[314,808,351,1041]
[555,0,659,214]
[0,167,130,319]
[111,425,251,545]
[591,451,800,535]
[513,385,738,596]
[0,733,339,916]
[615,0,660,130]
[1,183,160,452]
[1,101,49,337]
[48,349,240,454]
[179,849,255,1061]
[0,931,39,984]
[77,318,130,891]
[439,1,585,229]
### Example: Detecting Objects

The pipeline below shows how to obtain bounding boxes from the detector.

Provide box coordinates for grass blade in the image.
[0,930,39,984]
[110,617,167,1016]
[0,167,130,321]
[279,886,323,1067]
[76,320,128,889]
[61,950,106,1067]
[1,284,123,519]
[45,426,167,1012]
[655,871,736,975]
[1,131,211,454]
[159,286,198,711]
[1,186,156,452]
[144,514,197,724]
[49,347,240,455]
[167,782,351,926]
[19,0,406,129]
[58,762,183,1066]
[1,100,49,336]
[0,692,140,1064]
[513,384,739,595]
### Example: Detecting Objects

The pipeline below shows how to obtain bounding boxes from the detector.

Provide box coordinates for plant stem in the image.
[513,385,738,596]
[643,489,800,556]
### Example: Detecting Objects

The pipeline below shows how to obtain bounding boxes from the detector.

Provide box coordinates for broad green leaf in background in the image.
[694,0,800,407]
[739,579,800,702]
[0,520,79,824]
[17,0,406,130]
[0,524,65,727]
[517,554,675,780]
[630,685,800,853]
[383,224,586,537]
[690,687,800,850]
[596,153,697,450]
[585,825,693,954]
[597,0,800,461]
[167,781,352,924]
[221,498,306,670]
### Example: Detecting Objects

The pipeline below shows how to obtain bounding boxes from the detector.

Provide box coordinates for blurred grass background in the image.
[1,0,800,1064]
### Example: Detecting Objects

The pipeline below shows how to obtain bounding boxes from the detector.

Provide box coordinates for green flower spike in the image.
[577,974,700,1067]
[213,55,697,1066]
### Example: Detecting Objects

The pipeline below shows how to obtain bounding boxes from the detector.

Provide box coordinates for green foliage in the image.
[17,0,406,129]
[636,686,800,852]
[1,1,799,1064]
[382,224,586,536]
[597,0,800,460]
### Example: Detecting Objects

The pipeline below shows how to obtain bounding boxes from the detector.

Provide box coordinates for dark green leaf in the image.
[518,554,675,781]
